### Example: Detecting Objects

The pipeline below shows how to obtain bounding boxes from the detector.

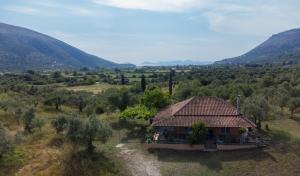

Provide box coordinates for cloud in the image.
[2,6,39,15]
[92,0,206,12]
[203,1,300,36]
[26,0,108,17]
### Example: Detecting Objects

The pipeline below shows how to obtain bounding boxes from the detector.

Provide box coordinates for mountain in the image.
[141,60,212,66]
[215,28,300,65]
[0,23,135,71]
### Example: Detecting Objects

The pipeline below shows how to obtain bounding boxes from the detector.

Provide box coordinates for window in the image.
[221,127,230,135]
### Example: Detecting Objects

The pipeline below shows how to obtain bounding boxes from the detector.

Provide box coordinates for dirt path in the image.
[116,143,161,176]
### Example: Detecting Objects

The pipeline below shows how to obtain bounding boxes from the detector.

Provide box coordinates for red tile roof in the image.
[152,96,256,128]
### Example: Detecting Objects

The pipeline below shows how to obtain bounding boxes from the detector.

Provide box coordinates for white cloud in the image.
[2,6,39,15]
[203,1,300,36]
[92,0,206,12]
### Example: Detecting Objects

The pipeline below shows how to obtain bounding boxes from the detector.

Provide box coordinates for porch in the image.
[147,126,258,151]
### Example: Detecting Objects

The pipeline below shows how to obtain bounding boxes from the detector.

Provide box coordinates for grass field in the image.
[1,88,300,176]
[65,83,128,94]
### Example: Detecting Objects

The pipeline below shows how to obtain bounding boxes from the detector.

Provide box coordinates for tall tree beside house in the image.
[141,74,146,92]
[288,98,300,118]
[242,96,270,129]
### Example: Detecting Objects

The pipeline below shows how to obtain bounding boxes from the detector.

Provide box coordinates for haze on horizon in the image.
[1,0,300,65]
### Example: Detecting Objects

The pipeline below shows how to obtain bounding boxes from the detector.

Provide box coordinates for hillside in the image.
[216,28,300,65]
[0,23,134,71]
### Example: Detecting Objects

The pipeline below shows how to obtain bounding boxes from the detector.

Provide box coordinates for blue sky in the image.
[1,0,300,65]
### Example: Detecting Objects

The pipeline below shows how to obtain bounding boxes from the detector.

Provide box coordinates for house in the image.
[149,96,257,150]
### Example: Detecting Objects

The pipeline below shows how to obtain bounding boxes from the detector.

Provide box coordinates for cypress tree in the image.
[121,74,125,85]
[141,74,146,92]
[168,71,173,95]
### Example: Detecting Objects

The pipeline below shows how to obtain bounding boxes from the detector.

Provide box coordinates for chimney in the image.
[237,95,241,115]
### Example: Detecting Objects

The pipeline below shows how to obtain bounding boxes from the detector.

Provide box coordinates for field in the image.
[65,83,127,94]
[0,65,300,176]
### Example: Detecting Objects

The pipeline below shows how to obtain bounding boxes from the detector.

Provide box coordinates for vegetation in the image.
[0,123,14,158]
[188,120,208,144]
[0,63,300,175]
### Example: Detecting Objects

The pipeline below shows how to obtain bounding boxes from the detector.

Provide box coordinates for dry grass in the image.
[65,83,127,94]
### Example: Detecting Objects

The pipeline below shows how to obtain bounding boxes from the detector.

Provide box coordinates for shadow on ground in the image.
[61,150,118,176]
[149,148,276,172]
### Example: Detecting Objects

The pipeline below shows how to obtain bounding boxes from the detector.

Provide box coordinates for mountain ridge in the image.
[0,23,135,71]
[215,28,300,65]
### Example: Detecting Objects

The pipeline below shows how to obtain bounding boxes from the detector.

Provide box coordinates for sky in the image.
[1,0,300,65]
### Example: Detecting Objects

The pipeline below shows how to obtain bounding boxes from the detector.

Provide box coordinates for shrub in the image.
[52,116,69,134]
[188,121,208,144]
[119,105,156,120]
[238,127,247,134]
[0,123,14,158]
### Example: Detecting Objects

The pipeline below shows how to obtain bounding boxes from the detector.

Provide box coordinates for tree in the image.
[44,91,66,110]
[120,74,126,85]
[0,123,14,158]
[66,115,112,153]
[120,105,156,120]
[141,74,146,92]
[288,98,300,118]
[141,89,170,110]
[188,121,208,144]
[103,88,133,111]
[14,108,22,125]
[23,108,35,133]
[242,96,270,128]
[83,115,112,153]
[51,115,69,134]
[168,70,174,96]
[68,92,90,112]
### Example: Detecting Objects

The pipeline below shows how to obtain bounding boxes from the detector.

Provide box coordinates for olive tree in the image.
[22,108,43,133]
[288,98,300,118]
[242,96,270,129]
[51,115,69,134]
[44,91,66,110]
[66,115,112,153]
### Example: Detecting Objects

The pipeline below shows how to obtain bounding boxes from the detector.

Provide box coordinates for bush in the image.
[188,121,208,144]
[0,123,14,158]
[120,105,156,120]
[52,115,69,134]
[238,127,247,134]
[141,88,170,110]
